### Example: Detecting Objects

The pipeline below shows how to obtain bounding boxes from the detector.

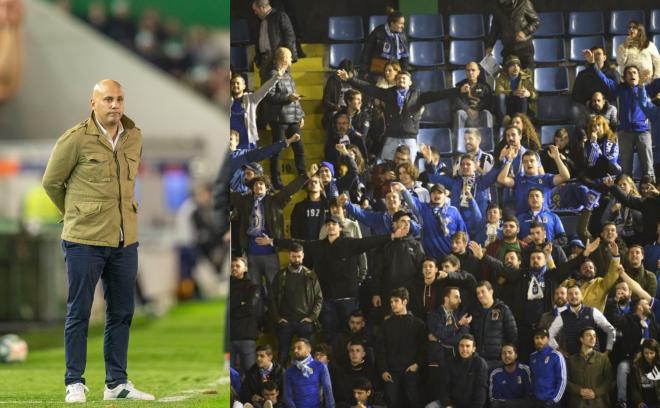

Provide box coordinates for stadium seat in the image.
[449,40,485,66]
[569,36,605,62]
[651,10,660,33]
[455,127,495,153]
[421,99,452,126]
[329,43,363,69]
[534,12,565,37]
[540,125,576,145]
[451,69,466,87]
[532,38,566,64]
[409,40,445,67]
[328,16,364,41]
[230,46,248,72]
[536,95,572,123]
[418,128,453,155]
[534,67,569,93]
[610,10,645,35]
[230,19,250,45]
[412,70,446,92]
[568,11,604,36]
[655,35,660,46]
[611,35,627,60]
[368,15,387,34]
[408,14,444,39]
[560,215,580,237]
[449,14,485,39]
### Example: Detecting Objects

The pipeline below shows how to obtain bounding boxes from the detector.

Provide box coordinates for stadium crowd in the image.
[229,1,660,407]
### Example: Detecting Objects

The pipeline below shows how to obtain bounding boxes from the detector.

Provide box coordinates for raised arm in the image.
[249,72,281,105]
[547,145,570,185]
[583,49,618,93]
[496,147,516,188]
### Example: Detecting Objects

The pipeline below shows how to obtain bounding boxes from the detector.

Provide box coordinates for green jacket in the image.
[494,68,537,113]
[567,350,613,408]
[42,113,142,247]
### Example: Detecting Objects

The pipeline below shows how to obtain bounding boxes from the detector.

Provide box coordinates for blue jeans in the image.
[62,240,138,387]
[319,298,358,342]
[496,93,529,122]
[230,340,256,374]
[276,320,314,365]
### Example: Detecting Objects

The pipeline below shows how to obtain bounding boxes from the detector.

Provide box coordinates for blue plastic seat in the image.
[421,99,452,126]
[537,95,572,123]
[409,40,445,67]
[532,38,566,63]
[455,128,495,153]
[418,128,453,155]
[451,70,467,87]
[408,14,444,39]
[655,35,660,47]
[230,46,248,72]
[534,67,569,93]
[540,125,576,145]
[568,11,604,36]
[569,36,605,62]
[230,19,250,45]
[412,70,446,92]
[611,35,627,60]
[368,15,387,34]
[449,14,485,39]
[328,16,364,42]
[493,40,504,65]
[610,10,645,35]
[534,12,565,37]
[329,43,363,69]
[651,10,660,34]
[449,40,485,66]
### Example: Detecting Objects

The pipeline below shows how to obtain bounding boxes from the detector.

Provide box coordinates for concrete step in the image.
[281,142,324,159]
[296,84,323,101]
[294,57,325,71]
[304,113,323,129]
[257,128,326,144]
[292,70,328,86]
[301,43,327,58]
[301,99,323,114]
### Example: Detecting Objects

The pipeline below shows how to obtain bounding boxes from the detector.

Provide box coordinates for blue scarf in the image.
[294,354,314,378]
[396,88,408,111]
[247,195,266,237]
[432,203,450,236]
[383,23,409,60]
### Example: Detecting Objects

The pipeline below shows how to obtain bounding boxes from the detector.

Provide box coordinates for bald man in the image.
[452,61,494,138]
[43,80,154,402]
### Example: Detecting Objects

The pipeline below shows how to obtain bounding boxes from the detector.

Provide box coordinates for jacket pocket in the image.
[74,201,102,216]
[125,153,139,180]
[82,153,110,182]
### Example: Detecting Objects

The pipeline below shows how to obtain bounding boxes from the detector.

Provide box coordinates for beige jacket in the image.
[42,112,142,247]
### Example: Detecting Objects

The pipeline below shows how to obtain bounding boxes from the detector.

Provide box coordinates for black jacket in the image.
[333,360,379,406]
[265,69,304,124]
[481,255,526,322]
[322,74,352,129]
[255,8,297,63]
[361,24,409,75]
[610,185,660,246]
[376,312,426,373]
[372,234,425,299]
[325,131,368,166]
[485,0,540,52]
[239,361,285,403]
[609,312,658,361]
[275,234,393,299]
[470,299,518,362]
[441,353,489,408]
[270,265,323,323]
[347,78,456,139]
[453,79,494,113]
[572,63,621,104]
[230,277,261,341]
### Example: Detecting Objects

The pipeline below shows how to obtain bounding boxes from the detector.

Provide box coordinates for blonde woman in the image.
[601,174,642,244]
[616,21,660,84]
[584,115,621,179]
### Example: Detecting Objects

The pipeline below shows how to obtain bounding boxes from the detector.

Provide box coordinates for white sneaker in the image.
[103,381,155,400]
[65,383,89,403]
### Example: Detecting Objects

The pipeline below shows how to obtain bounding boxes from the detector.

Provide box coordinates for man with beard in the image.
[421,147,501,237]
[577,91,619,130]
[624,244,657,298]
[439,334,489,408]
[451,128,494,176]
[557,238,621,312]
[529,328,567,407]
[284,338,335,408]
[486,216,527,263]
[370,211,425,310]
[609,296,658,408]
[538,286,568,332]
[489,344,533,408]
[230,72,282,151]
[270,244,323,365]
[548,285,616,356]
[401,183,466,259]
[521,222,568,268]
[485,0,539,70]
[566,327,613,407]
[325,113,368,164]
[450,231,482,281]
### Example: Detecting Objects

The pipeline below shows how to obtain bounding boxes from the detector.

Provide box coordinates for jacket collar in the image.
[86,112,136,151]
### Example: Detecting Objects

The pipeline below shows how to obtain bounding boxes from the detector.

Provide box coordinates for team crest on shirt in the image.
[545,356,550,364]
[517,376,522,384]
[538,178,543,184]
[491,310,500,320]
